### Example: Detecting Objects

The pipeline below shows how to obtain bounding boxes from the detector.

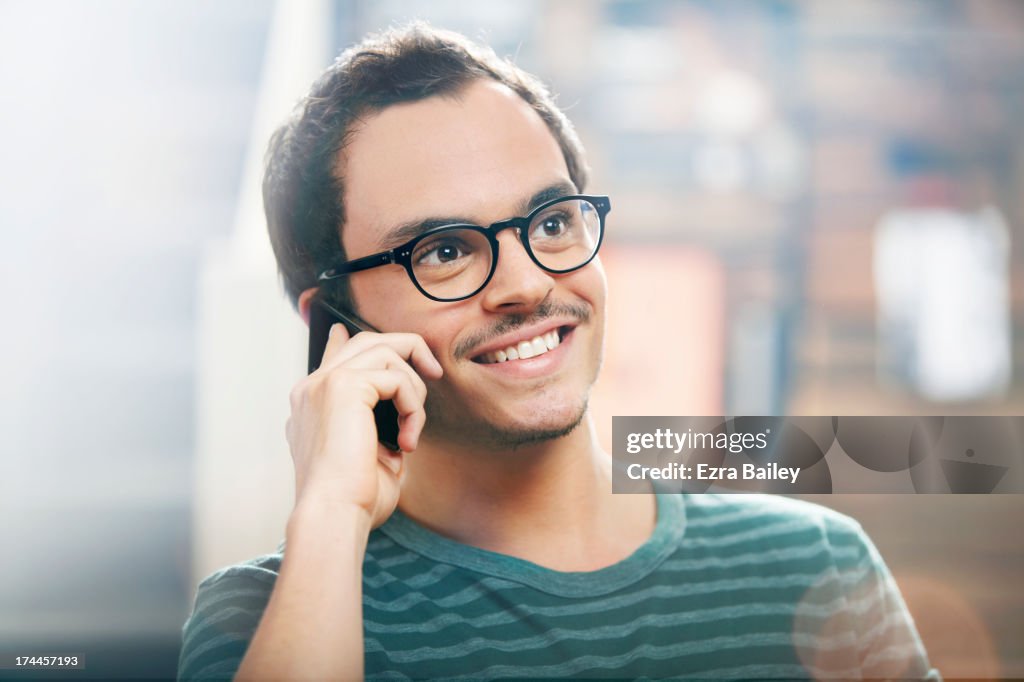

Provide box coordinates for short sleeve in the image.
[176,567,277,681]
[832,519,942,681]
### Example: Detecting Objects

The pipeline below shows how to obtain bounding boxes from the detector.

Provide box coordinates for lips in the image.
[469,323,575,364]
[477,329,562,364]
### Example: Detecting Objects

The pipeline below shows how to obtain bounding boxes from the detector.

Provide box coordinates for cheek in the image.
[366,291,467,364]
[573,258,607,312]
[347,270,419,328]
[593,261,608,304]
[426,305,481,363]
[574,261,607,355]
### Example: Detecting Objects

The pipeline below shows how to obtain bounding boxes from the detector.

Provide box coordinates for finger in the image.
[322,330,442,379]
[345,332,442,379]
[291,339,429,424]
[340,345,428,404]
[396,409,426,453]
[326,368,428,450]
[317,321,352,369]
[368,369,427,453]
[395,333,444,379]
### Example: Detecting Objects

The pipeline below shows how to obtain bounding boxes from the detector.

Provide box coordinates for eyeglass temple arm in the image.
[318,251,395,281]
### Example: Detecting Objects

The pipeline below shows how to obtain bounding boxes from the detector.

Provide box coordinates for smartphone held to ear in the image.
[307,297,402,451]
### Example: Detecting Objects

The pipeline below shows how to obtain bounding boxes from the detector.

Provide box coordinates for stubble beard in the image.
[422,384,590,451]
[421,298,602,451]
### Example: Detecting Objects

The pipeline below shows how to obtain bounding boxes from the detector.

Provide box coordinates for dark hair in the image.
[263,22,590,314]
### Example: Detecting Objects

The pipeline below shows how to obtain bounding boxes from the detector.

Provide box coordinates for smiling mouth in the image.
[471,326,572,364]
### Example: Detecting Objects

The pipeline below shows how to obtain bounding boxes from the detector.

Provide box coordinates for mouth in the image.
[470,325,575,365]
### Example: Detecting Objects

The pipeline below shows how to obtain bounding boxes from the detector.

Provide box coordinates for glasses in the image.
[318,195,610,302]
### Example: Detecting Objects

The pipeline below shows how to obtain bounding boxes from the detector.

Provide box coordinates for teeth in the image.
[480,330,563,364]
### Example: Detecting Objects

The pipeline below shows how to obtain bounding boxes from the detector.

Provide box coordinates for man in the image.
[178,24,938,680]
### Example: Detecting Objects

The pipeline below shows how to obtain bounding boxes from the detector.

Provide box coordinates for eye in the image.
[531,211,572,240]
[414,236,473,267]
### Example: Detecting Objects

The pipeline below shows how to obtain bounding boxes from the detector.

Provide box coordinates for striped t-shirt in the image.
[178,494,939,680]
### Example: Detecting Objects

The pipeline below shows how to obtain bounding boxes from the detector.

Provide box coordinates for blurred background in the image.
[1,0,1021,679]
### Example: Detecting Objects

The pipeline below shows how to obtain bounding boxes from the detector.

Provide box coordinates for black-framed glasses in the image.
[318,195,610,302]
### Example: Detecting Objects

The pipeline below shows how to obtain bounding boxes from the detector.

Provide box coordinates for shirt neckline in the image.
[375,491,685,598]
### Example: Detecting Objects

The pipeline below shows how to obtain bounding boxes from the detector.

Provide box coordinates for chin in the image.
[485,399,588,449]
[426,386,589,449]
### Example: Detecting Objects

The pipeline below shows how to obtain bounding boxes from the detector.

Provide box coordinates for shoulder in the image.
[676,495,895,620]
[194,551,283,593]
[186,551,284,628]
[177,552,283,681]
[683,493,862,531]
[186,552,283,617]
[680,494,872,560]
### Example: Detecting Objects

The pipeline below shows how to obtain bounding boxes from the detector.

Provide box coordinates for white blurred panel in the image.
[191,0,331,588]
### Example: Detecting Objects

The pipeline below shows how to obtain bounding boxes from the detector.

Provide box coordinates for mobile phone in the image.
[307,296,402,451]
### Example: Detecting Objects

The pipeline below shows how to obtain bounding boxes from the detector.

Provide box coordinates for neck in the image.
[396,412,655,571]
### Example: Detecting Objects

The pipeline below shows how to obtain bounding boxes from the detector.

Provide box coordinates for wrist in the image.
[287,492,374,547]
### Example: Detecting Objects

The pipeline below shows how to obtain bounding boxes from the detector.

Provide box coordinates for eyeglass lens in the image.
[409,197,602,300]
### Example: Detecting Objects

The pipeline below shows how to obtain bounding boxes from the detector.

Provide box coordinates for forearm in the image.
[236,499,371,681]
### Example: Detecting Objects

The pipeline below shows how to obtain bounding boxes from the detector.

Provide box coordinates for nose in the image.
[479,228,555,313]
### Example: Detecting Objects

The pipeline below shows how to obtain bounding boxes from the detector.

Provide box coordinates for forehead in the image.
[339,79,571,255]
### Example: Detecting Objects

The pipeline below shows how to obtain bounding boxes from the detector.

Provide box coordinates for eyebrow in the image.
[375,180,579,250]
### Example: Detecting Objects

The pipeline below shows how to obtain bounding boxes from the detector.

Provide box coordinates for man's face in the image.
[339,80,606,449]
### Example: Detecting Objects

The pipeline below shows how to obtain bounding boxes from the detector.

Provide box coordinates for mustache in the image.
[455,300,591,359]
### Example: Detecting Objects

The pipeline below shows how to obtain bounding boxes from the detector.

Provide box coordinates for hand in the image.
[285,324,443,529]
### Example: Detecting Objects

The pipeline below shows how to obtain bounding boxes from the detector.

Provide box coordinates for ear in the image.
[297,287,319,328]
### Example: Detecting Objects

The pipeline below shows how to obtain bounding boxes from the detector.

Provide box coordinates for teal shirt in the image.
[178,494,939,680]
